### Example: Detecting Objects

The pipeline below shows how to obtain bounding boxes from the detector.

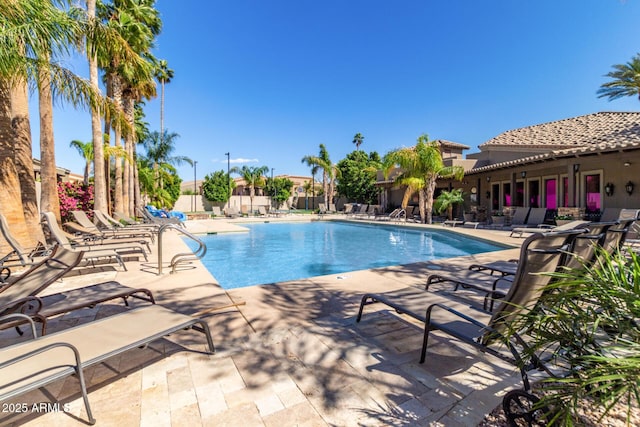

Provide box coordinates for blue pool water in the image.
[187,221,504,289]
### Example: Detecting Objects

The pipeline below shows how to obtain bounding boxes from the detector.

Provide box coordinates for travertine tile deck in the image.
[0,217,527,426]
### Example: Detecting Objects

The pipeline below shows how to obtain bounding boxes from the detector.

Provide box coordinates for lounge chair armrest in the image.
[0,313,38,337]
[0,249,18,264]
[425,302,491,330]
[0,296,44,316]
[0,341,83,369]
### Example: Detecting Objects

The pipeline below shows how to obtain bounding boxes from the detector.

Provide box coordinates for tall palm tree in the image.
[301,144,339,207]
[154,59,174,136]
[230,165,269,213]
[70,139,94,186]
[384,134,464,224]
[98,0,160,216]
[352,132,364,151]
[0,0,83,244]
[86,0,108,213]
[140,129,188,190]
[597,54,640,101]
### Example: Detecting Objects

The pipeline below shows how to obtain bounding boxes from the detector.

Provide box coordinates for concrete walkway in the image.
[0,216,530,426]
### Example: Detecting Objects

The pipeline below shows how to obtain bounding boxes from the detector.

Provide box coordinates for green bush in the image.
[202,170,235,203]
[515,247,640,425]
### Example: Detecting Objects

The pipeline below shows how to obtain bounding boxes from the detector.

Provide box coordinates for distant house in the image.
[379,112,640,221]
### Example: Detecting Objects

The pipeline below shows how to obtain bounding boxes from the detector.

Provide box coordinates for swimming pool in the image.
[188,221,504,289]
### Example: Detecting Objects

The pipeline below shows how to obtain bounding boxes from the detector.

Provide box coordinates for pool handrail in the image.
[157,224,207,274]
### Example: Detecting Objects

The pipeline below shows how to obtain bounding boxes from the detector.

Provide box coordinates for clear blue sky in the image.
[34,0,640,182]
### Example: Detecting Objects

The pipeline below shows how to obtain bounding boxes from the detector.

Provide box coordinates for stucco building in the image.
[380,112,640,222]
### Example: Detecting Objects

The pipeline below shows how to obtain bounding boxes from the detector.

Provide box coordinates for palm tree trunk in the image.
[122,97,133,216]
[12,78,42,246]
[87,0,106,212]
[424,178,437,224]
[133,153,141,217]
[0,80,31,251]
[12,42,41,243]
[160,80,165,135]
[322,172,329,207]
[112,76,124,215]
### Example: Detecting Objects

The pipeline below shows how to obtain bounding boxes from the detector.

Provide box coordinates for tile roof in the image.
[479,112,640,149]
[435,139,471,150]
[467,112,640,174]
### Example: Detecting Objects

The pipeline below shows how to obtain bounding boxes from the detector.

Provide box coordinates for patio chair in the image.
[375,207,405,221]
[146,204,187,222]
[0,303,215,425]
[599,208,622,222]
[92,210,156,242]
[509,220,590,237]
[140,206,184,227]
[350,204,367,217]
[1,279,155,336]
[356,229,583,391]
[461,212,481,229]
[469,221,611,278]
[328,204,337,214]
[211,206,223,217]
[0,245,82,328]
[509,208,551,237]
[0,245,154,334]
[224,206,241,218]
[63,220,151,253]
[442,218,464,227]
[0,213,53,271]
[507,207,531,228]
[41,212,145,269]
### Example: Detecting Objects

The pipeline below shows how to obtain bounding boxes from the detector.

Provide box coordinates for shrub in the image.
[57,182,94,223]
[514,247,640,425]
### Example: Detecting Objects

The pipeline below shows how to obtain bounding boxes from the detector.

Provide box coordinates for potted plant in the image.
[554,214,573,226]
[491,210,505,225]
[512,247,640,425]
[434,189,464,220]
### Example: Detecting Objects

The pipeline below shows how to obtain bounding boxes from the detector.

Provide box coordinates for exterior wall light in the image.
[521,171,526,179]
[486,176,491,182]
[573,164,580,173]
[626,181,634,196]
[604,182,614,197]
[486,191,491,199]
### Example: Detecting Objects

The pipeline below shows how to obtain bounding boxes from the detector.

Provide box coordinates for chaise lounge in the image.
[0,304,215,424]
[356,230,583,391]
[0,246,156,335]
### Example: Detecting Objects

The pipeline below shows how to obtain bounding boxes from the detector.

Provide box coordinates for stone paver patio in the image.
[0,216,532,426]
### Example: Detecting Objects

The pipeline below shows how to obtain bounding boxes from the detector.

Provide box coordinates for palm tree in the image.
[0,0,84,244]
[70,139,131,187]
[140,129,189,190]
[383,134,464,224]
[154,59,174,136]
[597,54,640,101]
[434,189,464,220]
[301,144,339,207]
[230,165,269,214]
[99,0,160,216]
[70,140,94,186]
[352,132,364,151]
[86,0,108,213]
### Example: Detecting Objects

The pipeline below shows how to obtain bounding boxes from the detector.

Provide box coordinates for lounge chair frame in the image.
[0,305,215,425]
[42,212,147,269]
[356,230,583,390]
